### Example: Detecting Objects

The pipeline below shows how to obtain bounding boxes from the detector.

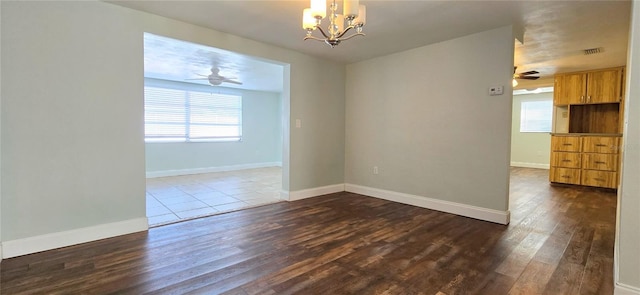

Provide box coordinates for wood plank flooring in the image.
[1,167,617,294]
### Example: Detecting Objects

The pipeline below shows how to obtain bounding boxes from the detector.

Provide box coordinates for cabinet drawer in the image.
[582,153,619,171]
[551,136,581,152]
[582,137,620,153]
[551,152,581,168]
[550,168,581,185]
[581,170,618,189]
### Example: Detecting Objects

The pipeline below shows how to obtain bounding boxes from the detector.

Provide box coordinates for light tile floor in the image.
[146,167,282,227]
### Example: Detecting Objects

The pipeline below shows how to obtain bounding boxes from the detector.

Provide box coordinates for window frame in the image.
[519,99,553,133]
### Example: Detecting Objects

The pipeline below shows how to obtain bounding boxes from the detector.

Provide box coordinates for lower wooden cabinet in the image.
[551,152,581,169]
[549,135,621,189]
[581,170,618,189]
[582,153,618,171]
[550,167,581,185]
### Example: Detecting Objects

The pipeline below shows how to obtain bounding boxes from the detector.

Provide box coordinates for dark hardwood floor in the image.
[1,167,617,294]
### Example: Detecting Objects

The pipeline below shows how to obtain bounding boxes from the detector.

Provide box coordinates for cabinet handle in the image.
[563,143,573,146]
[581,95,584,102]
[588,95,591,102]
[595,161,606,164]
[562,159,572,162]
[561,175,571,179]
[596,144,607,147]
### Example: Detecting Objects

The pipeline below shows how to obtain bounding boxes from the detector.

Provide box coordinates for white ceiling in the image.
[144,33,284,92]
[112,0,632,91]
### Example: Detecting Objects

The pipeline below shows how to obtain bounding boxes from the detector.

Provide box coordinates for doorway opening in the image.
[142,33,289,227]
[510,86,555,171]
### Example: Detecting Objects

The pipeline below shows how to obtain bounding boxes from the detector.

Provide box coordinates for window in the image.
[520,100,552,132]
[144,83,242,142]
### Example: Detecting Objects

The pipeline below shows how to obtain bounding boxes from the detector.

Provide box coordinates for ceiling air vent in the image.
[584,47,603,55]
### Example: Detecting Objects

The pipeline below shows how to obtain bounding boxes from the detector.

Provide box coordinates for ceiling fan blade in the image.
[224,79,243,85]
[519,70,540,75]
[185,78,209,80]
[519,76,540,80]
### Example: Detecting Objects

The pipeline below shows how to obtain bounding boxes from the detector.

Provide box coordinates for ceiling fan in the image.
[513,66,540,81]
[187,67,243,86]
[513,66,540,87]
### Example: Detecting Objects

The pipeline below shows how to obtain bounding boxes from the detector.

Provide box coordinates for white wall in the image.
[510,92,552,169]
[345,26,514,223]
[616,1,640,293]
[145,84,282,177]
[2,1,147,246]
[0,1,345,257]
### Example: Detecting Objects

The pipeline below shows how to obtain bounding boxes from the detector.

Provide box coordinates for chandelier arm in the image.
[314,25,331,39]
[304,35,329,42]
[335,25,356,39]
[338,32,366,41]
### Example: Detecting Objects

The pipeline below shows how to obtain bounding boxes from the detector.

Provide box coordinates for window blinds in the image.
[520,100,552,133]
[144,85,242,142]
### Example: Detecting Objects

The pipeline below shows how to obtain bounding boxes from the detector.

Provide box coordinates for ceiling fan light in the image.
[512,78,518,87]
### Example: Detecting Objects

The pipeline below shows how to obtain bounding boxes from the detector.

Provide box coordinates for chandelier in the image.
[302,0,367,47]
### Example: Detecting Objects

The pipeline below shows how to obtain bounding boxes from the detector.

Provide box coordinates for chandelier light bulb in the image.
[303,8,316,30]
[310,0,327,19]
[354,5,366,26]
[343,0,359,18]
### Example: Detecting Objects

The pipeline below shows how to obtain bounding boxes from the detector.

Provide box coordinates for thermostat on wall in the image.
[489,86,504,96]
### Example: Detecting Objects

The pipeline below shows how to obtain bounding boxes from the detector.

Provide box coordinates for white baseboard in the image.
[511,162,551,170]
[280,190,290,200]
[146,162,282,178]
[345,184,510,225]
[286,184,345,201]
[510,162,550,169]
[616,283,640,295]
[1,217,148,259]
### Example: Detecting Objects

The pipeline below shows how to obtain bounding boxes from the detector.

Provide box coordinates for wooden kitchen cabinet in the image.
[551,152,581,169]
[581,170,618,188]
[582,153,618,171]
[549,135,621,189]
[586,68,622,103]
[582,136,620,153]
[549,135,582,185]
[550,136,581,152]
[554,73,586,105]
[550,66,625,189]
[550,167,582,185]
[580,136,620,189]
[553,67,624,105]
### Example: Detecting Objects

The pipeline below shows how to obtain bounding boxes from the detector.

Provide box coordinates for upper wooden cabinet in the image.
[554,73,586,105]
[554,67,624,105]
[587,69,623,103]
